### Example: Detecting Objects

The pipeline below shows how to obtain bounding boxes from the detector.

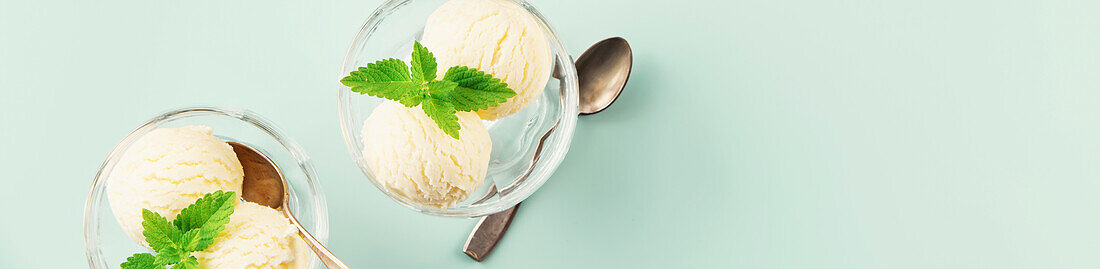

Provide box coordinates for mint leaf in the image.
[191,200,234,252]
[121,253,163,269]
[421,97,461,139]
[441,66,516,111]
[153,247,183,265]
[141,209,181,252]
[174,256,200,269]
[178,229,202,251]
[410,41,437,83]
[399,90,427,107]
[172,191,236,252]
[426,80,458,94]
[172,191,234,232]
[341,59,422,100]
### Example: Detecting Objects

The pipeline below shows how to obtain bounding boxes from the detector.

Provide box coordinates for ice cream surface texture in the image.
[193,201,309,269]
[361,101,492,207]
[107,125,244,245]
[421,0,553,120]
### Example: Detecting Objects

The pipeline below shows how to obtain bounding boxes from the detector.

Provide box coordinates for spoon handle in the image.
[289,214,350,269]
[296,226,350,269]
[463,203,520,261]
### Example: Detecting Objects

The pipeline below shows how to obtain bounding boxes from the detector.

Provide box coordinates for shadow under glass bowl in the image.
[338,0,579,217]
[83,107,329,269]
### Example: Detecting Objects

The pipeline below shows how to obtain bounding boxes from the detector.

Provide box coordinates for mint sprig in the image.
[120,191,237,269]
[341,41,516,139]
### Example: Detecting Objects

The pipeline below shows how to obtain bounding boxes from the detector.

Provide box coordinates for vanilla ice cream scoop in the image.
[421,0,553,120]
[194,201,308,269]
[361,101,492,207]
[107,125,244,245]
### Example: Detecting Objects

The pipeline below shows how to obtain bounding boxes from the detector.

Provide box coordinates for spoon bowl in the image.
[232,141,286,209]
[230,142,350,269]
[577,37,632,115]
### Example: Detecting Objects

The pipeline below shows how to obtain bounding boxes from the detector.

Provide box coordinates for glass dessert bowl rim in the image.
[82,106,330,268]
[338,0,579,217]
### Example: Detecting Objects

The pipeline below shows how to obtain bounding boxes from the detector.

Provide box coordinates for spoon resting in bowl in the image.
[230,141,351,269]
[463,37,633,261]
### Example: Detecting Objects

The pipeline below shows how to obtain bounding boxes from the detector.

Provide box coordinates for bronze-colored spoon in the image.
[230,141,350,269]
[463,37,633,261]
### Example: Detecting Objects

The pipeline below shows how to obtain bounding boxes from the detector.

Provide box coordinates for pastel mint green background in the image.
[2,0,1099,267]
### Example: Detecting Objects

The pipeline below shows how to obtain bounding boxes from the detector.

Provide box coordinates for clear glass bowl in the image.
[338,0,579,217]
[83,107,329,269]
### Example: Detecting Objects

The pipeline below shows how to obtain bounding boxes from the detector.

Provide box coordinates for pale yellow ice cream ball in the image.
[106,125,244,245]
[421,0,553,120]
[193,201,309,269]
[360,101,492,207]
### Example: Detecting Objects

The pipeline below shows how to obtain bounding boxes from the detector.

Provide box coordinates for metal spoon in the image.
[463,37,633,261]
[230,141,351,269]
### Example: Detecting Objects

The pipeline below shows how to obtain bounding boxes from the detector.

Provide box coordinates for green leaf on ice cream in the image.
[398,90,427,107]
[422,97,462,139]
[172,189,235,231]
[152,247,183,265]
[410,41,438,83]
[174,256,200,269]
[341,59,421,100]
[172,190,236,251]
[141,209,181,252]
[425,80,458,94]
[441,66,516,112]
[340,40,516,139]
[121,191,237,269]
